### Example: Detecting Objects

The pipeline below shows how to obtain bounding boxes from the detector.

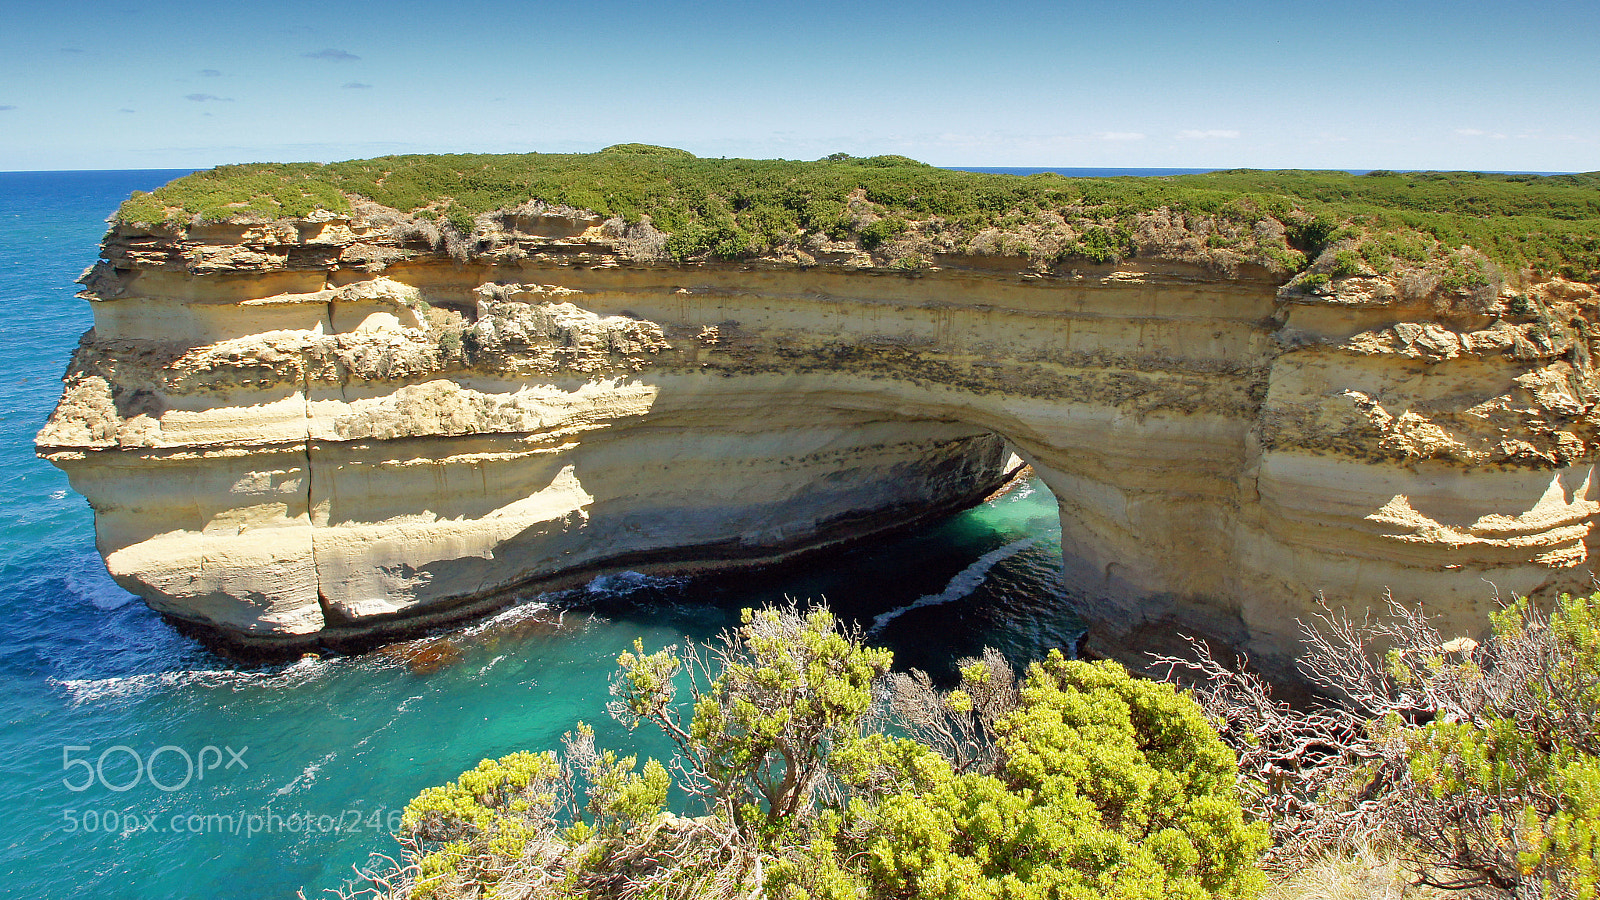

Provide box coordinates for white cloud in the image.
[303,49,360,62]
[1094,131,1145,142]
[1178,129,1240,140]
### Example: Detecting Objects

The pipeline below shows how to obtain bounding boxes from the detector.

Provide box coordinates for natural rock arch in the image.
[39,214,1599,671]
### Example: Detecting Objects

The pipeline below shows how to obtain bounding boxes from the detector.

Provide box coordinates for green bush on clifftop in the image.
[112,150,1600,283]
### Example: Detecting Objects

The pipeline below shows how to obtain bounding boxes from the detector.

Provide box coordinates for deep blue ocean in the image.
[0,170,1087,898]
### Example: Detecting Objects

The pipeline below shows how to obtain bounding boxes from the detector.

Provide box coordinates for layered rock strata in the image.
[38,211,1600,669]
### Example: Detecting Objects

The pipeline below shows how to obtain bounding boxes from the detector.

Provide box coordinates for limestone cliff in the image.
[37,206,1600,671]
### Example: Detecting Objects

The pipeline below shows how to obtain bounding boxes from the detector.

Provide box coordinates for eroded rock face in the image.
[37,212,1600,670]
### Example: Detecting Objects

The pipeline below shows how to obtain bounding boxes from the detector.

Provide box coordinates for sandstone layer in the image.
[37,210,1600,670]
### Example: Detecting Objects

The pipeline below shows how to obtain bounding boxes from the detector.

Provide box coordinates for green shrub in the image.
[1330,249,1365,277]
[665,220,756,261]
[795,654,1268,900]
[1064,224,1134,264]
[116,163,351,224]
[858,216,907,250]
[1164,592,1600,898]
[399,750,564,898]
[599,143,697,158]
[1395,593,1600,897]
[1259,246,1306,273]
[614,605,893,835]
[1285,215,1338,259]
[383,607,1265,900]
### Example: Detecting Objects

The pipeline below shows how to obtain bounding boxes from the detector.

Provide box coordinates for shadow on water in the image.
[367,473,1080,686]
[543,475,1082,684]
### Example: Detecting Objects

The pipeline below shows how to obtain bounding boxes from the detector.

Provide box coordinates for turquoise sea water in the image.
[0,171,1083,898]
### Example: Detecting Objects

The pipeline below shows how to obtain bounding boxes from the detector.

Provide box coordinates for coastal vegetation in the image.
[355,594,1600,900]
[113,147,1600,289]
[375,606,1267,900]
[1158,590,1600,900]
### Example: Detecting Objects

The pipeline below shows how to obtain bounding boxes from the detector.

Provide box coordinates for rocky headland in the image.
[36,150,1600,672]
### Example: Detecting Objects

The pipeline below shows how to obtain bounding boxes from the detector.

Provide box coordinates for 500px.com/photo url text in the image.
[61,807,407,837]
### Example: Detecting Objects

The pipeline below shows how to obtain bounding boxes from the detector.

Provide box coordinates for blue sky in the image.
[1,0,1595,172]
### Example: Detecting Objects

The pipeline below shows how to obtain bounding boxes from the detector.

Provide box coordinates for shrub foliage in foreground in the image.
[382,605,1267,900]
[778,655,1268,900]
[1162,591,1600,899]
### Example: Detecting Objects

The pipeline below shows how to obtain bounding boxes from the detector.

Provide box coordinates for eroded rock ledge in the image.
[38,210,1600,669]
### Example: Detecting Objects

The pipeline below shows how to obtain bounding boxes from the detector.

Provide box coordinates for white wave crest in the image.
[585,571,685,597]
[867,538,1037,636]
[457,599,555,638]
[276,749,337,797]
[51,655,332,706]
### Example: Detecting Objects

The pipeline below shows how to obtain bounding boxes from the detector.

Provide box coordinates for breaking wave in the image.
[585,571,687,597]
[867,538,1038,636]
[51,655,331,707]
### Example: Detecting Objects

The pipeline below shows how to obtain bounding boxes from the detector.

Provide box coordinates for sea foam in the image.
[51,655,331,706]
[585,570,686,597]
[867,538,1037,636]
